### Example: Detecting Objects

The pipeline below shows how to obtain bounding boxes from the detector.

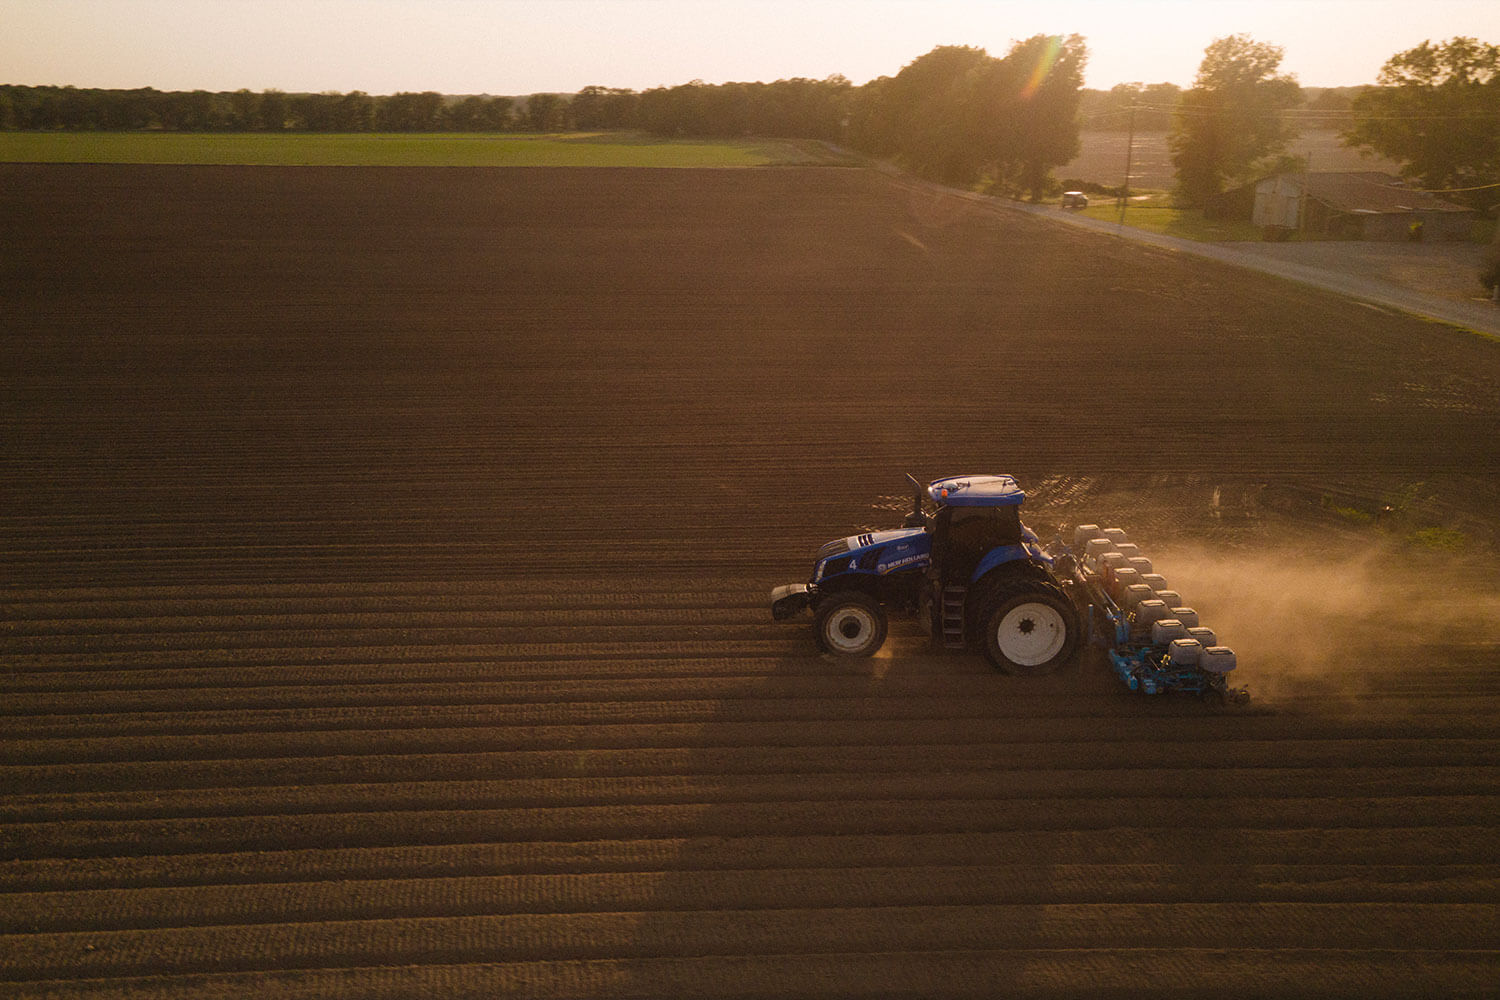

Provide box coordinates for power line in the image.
[1093,101,1497,123]
[1418,180,1500,194]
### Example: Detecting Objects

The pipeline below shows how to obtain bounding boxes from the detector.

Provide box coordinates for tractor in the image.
[770,474,1080,674]
[771,473,1248,703]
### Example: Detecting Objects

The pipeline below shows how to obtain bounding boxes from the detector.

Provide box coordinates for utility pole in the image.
[1297,152,1310,237]
[1119,103,1135,227]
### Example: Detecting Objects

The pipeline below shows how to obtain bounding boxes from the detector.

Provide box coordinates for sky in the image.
[6,0,1499,96]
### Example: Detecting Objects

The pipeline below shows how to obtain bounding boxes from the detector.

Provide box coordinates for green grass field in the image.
[1078,192,1265,242]
[0,131,850,167]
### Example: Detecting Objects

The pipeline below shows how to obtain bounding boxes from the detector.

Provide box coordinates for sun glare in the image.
[1019,35,1064,100]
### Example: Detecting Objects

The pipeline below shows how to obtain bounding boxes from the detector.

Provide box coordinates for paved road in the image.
[1018,201,1500,338]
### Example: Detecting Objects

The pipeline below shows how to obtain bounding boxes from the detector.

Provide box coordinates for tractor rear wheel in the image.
[979,579,1079,675]
[815,591,888,658]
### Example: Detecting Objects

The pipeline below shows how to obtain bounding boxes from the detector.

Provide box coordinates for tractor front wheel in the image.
[815,591,888,658]
[979,581,1079,675]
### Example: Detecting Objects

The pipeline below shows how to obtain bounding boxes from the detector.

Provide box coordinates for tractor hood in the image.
[839,526,928,555]
[814,526,931,581]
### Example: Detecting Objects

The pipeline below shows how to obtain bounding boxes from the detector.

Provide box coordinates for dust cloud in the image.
[1153,541,1500,701]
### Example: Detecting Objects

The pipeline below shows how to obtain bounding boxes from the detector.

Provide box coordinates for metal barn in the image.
[1251,171,1475,240]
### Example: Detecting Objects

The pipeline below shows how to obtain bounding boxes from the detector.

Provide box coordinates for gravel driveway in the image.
[1233,239,1495,305]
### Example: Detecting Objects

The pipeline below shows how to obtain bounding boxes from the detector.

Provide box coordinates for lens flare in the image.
[1019,35,1063,101]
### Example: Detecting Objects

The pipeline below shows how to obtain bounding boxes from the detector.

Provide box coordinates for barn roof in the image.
[1298,172,1473,215]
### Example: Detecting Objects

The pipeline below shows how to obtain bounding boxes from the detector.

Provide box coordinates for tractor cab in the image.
[914,476,1063,659]
[924,476,1027,585]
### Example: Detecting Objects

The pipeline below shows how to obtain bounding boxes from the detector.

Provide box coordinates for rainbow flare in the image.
[1019,35,1064,100]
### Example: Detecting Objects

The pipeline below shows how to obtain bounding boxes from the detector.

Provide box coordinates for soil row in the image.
[4,164,1498,997]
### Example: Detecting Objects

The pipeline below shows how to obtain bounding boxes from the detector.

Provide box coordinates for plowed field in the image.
[4,163,1499,998]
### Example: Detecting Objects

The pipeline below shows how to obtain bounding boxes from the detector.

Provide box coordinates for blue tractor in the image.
[771,473,1248,702]
[770,475,1081,674]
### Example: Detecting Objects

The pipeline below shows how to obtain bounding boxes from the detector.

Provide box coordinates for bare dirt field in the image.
[3,163,1500,998]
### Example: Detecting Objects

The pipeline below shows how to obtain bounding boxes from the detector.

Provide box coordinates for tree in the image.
[226,89,261,130]
[844,40,1086,196]
[334,91,376,132]
[259,90,288,131]
[446,95,512,131]
[752,76,850,140]
[1169,35,1301,208]
[704,81,753,136]
[289,93,339,131]
[481,96,515,130]
[445,95,480,131]
[1084,82,1180,131]
[1344,37,1500,210]
[879,45,992,184]
[630,76,849,141]
[522,92,568,132]
[377,91,445,131]
[1305,87,1355,115]
[571,86,637,130]
[161,90,231,131]
[978,34,1088,199]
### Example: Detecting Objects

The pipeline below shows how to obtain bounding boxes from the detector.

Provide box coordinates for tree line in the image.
[1077,84,1368,133]
[580,36,1088,198]
[0,35,1088,198]
[0,79,858,138]
[1163,34,1498,213]
[0,86,526,133]
[3,33,1494,212]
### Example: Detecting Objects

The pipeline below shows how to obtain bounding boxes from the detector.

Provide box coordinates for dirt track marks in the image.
[5,572,1499,996]
[4,165,1500,997]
